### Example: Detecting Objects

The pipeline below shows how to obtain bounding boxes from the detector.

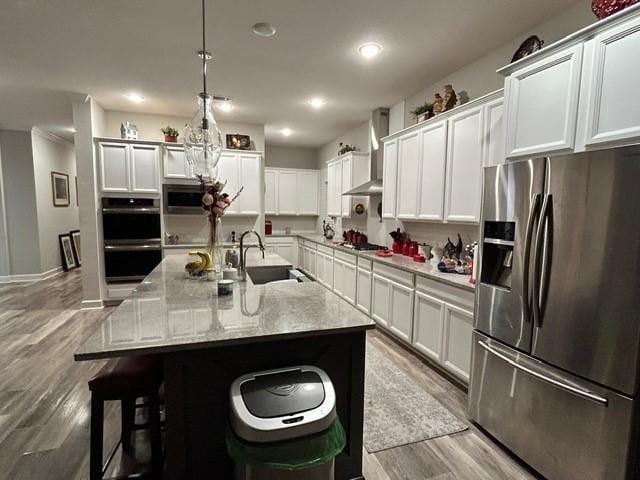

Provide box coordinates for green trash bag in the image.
[226,418,346,471]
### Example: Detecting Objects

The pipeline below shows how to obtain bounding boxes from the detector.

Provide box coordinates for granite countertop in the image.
[75,252,375,361]
[295,234,475,292]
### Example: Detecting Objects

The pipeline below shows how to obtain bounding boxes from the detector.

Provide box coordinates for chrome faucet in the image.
[239,230,265,279]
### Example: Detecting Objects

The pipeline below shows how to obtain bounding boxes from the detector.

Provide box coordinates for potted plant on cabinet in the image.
[162,126,180,143]
[411,102,434,124]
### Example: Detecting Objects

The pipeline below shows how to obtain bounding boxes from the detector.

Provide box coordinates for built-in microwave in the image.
[163,184,204,214]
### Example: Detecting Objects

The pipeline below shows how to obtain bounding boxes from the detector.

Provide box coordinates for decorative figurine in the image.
[433,93,445,115]
[338,142,357,156]
[511,35,545,63]
[443,84,458,112]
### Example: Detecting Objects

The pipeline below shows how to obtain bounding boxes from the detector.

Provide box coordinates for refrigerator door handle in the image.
[522,193,542,324]
[532,194,552,328]
[477,340,609,406]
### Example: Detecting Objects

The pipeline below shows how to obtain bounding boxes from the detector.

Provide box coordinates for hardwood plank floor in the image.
[0,270,541,479]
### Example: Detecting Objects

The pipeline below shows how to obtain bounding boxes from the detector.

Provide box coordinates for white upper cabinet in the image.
[265,168,319,216]
[396,131,420,219]
[382,139,398,219]
[482,97,505,166]
[98,140,159,194]
[218,152,241,214]
[130,144,160,193]
[326,159,341,217]
[417,120,447,221]
[582,14,640,147]
[341,156,352,217]
[217,151,261,216]
[504,44,583,159]
[445,105,484,223]
[264,169,277,215]
[326,152,369,218]
[162,144,192,179]
[296,171,319,215]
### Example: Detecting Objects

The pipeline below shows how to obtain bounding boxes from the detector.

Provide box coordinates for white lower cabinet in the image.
[389,281,414,342]
[265,237,295,264]
[356,259,373,315]
[413,292,445,362]
[371,274,391,328]
[333,252,357,305]
[316,250,334,289]
[442,304,474,382]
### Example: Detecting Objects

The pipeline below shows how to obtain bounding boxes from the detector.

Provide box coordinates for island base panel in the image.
[164,330,367,480]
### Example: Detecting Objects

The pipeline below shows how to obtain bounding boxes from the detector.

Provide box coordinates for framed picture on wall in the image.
[59,233,77,271]
[70,230,81,266]
[51,172,70,207]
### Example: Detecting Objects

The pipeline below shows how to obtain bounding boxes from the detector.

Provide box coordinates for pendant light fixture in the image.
[184,0,222,180]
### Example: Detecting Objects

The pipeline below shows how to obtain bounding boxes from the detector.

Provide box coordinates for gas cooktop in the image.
[340,242,388,251]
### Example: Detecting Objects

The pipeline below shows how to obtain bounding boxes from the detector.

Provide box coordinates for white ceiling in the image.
[0,0,579,147]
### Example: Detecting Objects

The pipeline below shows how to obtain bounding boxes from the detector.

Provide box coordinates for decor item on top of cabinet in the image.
[510,35,545,63]
[161,126,180,143]
[51,171,70,207]
[226,133,251,150]
[592,0,638,19]
[433,93,445,115]
[442,84,458,112]
[411,101,434,123]
[59,233,78,271]
[338,142,357,156]
[120,121,138,140]
[184,0,223,180]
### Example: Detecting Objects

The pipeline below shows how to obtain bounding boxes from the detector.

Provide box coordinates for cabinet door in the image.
[316,252,326,286]
[445,106,484,223]
[396,131,420,219]
[382,139,398,219]
[297,171,318,215]
[277,171,298,215]
[413,291,445,362]
[326,161,341,217]
[342,260,357,305]
[442,304,473,382]
[298,245,305,269]
[275,245,293,264]
[584,16,640,147]
[99,142,130,192]
[308,249,317,278]
[130,144,160,193]
[341,156,352,217]
[505,44,583,158]
[333,259,344,295]
[218,153,241,214]
[417,121,447,220]
[356,267,372,314]
[389,281,414,343]
[483,98,505,166]
[238,154,261,215]
[163,145,191,179]
[371,274,391,327]
[264,169,278,215]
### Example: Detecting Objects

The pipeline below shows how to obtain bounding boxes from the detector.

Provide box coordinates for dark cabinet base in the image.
[163,331,367,479]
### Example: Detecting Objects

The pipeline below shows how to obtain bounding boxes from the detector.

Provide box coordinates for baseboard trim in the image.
[81,299,104,310]
[0,266,64,284]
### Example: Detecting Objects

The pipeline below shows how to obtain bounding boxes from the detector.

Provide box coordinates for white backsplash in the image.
[163,215,260,244]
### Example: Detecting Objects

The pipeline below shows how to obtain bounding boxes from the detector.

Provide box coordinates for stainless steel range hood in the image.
[343,107,389,196]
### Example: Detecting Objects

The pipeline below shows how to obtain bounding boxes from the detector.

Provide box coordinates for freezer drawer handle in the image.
[477,340,608,406]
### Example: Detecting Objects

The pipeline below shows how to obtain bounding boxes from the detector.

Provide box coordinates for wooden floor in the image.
[0,270,541,480]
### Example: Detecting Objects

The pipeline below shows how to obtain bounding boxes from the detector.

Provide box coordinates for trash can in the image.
[227,365,345,480]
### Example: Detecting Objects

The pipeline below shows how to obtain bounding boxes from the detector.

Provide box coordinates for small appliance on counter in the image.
[265,220,272,236]
[389,228,408,254]
[322,220,335,240]
[343,229,368,246]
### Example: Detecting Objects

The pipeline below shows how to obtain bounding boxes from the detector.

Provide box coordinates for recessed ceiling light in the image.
[358,42,383,59]
[125,92,145,103]
[281,128,292,137]
[309,98,325,109]
[252,22,277,37]
[218,100,233,112]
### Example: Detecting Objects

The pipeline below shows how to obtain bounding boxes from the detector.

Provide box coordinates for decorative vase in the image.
[592,0,639,19]
[164,134,178,143]
[416,112,432,124]
[208,216,224,273]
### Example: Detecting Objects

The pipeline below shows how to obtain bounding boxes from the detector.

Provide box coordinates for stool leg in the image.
[90,394,104,480]
[121,398,135,452]
[148,391,163,478]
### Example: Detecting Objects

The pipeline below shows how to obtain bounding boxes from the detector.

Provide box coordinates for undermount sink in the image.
[246,266,294,285]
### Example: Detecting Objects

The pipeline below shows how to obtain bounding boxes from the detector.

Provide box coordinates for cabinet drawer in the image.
[265,236,294,245]
[334,250,356,264]
[317,245,334,256]
[357,257,373,271]
[373,262,414,287]
[415,275,474,311]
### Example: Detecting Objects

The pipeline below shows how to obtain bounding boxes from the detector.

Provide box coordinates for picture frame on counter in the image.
[51,171,70,207]
[59,233,78,271]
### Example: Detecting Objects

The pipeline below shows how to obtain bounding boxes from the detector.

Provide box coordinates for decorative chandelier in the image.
[184,0,222,180]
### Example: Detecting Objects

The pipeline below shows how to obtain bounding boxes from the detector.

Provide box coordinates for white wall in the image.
[31,128,79,273]
[401,1,595,128]
[0,129,41,275]
[265,145,317,169]
[103,111,266,152]
[316,122,369,168]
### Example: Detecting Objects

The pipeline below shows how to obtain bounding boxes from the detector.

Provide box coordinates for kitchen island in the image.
[75,252,375,479]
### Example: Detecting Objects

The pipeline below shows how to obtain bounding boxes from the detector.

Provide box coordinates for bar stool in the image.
[88,355,164,480]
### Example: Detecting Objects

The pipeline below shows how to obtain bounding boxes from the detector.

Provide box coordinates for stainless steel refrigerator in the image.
[469,145,640,480]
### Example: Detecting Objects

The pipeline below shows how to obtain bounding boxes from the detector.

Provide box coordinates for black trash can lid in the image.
[241,369,325,418]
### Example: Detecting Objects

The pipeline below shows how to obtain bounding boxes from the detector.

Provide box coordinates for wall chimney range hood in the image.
[343,107,389,196]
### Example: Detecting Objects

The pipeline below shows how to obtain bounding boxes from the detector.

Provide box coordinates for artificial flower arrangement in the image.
[197,174,243,255]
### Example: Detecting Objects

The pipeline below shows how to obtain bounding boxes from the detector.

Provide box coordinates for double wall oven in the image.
[102,197,162,282]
